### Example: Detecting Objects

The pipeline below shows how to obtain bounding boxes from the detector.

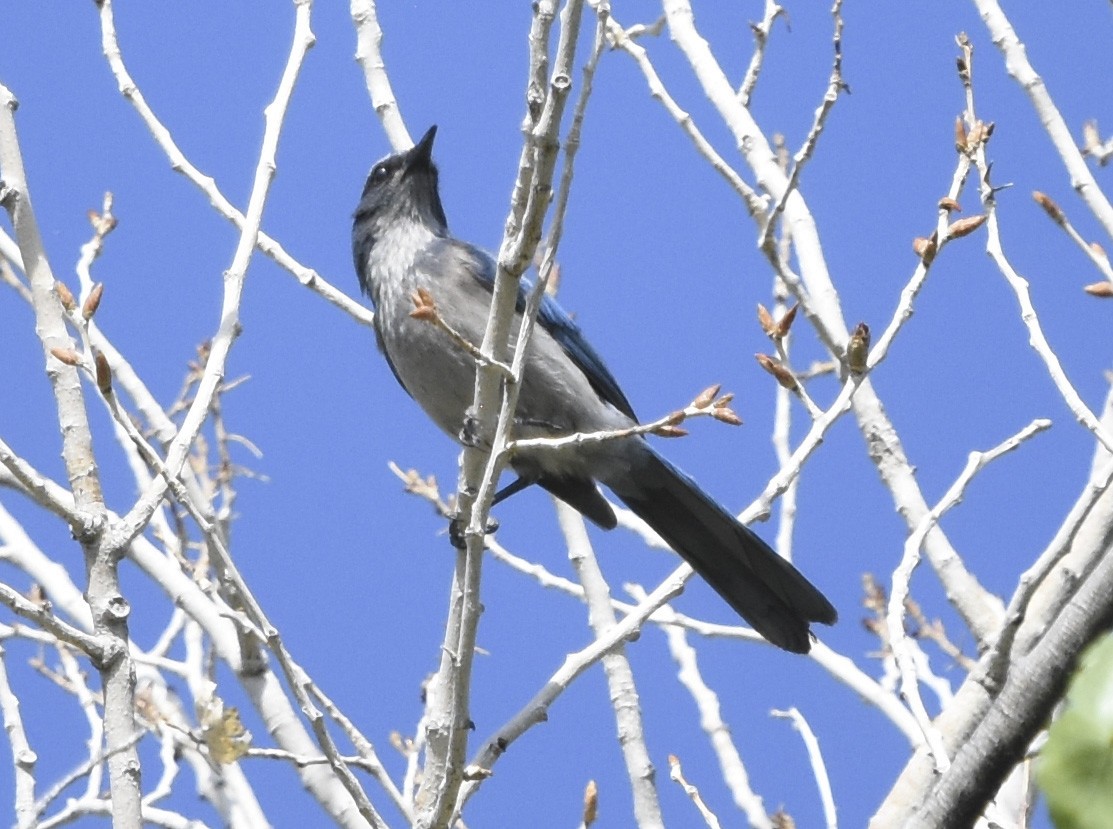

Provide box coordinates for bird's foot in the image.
[448,512,500,549]
[459,412,482,448]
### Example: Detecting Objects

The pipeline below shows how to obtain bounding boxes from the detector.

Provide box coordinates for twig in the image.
[0,77,143,824]
[418,3,588,826]
[646,588,771,829]
[0,645,37,828]
[117,0,311,544]
[1031,190,1113,283]
[0,437,81,524]
[974,0,1113,239]
[978,184,1113,455]
[660,0,1005,643]
[557,502,663,828]
[770,708,836,829]
[591,2,765,216]
[885,418,1051,772]
[667,755,723,829]
[507,387,740,454]
[453,561,689,813]
[350,0,410,149]
[96,0,373,328]
[0,585,103,659]
[737,1,786,108]
[758,0,847,253]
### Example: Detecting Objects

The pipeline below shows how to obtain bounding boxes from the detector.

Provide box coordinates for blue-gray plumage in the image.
[352,126,837,653]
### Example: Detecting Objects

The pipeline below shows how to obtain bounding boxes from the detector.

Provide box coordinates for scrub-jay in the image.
[352,126,837,653]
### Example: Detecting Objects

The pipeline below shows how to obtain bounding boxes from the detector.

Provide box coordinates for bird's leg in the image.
[491,474,535,507]
[447,473,537,545]
[447,508,501,549]
[446,474,516,549]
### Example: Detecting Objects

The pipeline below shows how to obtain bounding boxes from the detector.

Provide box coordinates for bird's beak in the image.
[406,125,437,170]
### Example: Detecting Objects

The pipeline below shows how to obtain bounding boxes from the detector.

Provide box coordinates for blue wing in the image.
[436,238,638,421]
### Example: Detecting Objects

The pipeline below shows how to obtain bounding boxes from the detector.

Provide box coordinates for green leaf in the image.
[1038,633,1113,829]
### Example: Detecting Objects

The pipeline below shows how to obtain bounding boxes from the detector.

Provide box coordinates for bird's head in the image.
[353,126,449,263]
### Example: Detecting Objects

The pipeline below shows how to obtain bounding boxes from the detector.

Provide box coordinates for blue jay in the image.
[352,126,836,653]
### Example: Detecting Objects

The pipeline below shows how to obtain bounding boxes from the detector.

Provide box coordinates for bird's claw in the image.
[448,512,499,549]
[459,413,482,448]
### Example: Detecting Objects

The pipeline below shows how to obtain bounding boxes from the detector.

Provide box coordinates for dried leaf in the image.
[954,116,968,152]
[202,705,252,765]
[82,282,104,321]
[947,214,987,239]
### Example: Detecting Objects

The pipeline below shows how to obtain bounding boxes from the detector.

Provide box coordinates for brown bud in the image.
[711,407,743,426]
[713,391,735,407]
[1083,282,1113,297]
[49,346,81,366]
[82,282,104,321]
[846,322,871,375]
[954,117,968,152]
[663,409,686,426]
[583,780,598,826]
[913,235,938,265]
[653,425,689,438]
[1032,191,1064,224]
[692,384,721,409]
[755,353,798,390]
[772,808,797,829]
[1090,242,1107,260]
[946,214,987,239]
[938,197,962,213]
[774,302,799,339]
[55,281,77,312]
[756,303,775,336]
[94,350,112,394]
[1083,120,1101,153]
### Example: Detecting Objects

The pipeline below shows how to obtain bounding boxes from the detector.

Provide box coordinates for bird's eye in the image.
[370,163,390,185]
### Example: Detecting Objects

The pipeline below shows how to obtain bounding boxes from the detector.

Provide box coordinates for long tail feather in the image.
[606,445,836,653]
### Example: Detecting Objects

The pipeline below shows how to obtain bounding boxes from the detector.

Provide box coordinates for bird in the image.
[352,125,837,653]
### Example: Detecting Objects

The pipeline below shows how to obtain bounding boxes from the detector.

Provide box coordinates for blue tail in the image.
[606,445,837,653]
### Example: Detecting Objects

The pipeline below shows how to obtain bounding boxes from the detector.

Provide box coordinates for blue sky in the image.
[2,2,1111,827]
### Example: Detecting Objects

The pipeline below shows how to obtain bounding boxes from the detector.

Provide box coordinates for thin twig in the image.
[97,0,373,328]
[886,419,1051,773]
[557,502,663,828]
[770,708,836,829]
